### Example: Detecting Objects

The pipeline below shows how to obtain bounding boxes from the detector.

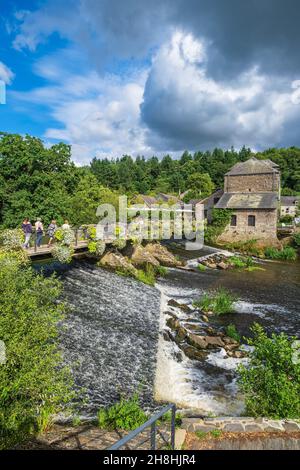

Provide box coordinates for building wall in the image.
[225,173,280,193]
[217,209,278,243]
[280,205,298,217]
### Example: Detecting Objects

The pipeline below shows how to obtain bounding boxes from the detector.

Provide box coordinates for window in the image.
[231,214,237,226]
[204,210,208,219]
[248,215,256,227]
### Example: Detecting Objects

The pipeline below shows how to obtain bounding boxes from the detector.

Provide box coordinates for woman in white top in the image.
[62,219,70,230]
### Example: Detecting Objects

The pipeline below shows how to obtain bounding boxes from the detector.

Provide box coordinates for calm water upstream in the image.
[36,249,300,417]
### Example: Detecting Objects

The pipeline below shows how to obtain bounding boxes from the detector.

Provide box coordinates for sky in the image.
[1,0,300,164]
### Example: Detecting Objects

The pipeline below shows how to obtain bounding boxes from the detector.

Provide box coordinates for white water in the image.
[154,284,246,416]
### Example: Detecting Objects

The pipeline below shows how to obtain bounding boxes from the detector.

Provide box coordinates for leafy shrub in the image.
[293,232,300,247]
[0,229,24,248]
[225,324,241,342]
[197,263,207,272]
[194,288,238,315]
[279,215,294,224]
[97,394,147,431]
[155,265,168,277]
[54,228,75,246]
[88,240,106,256]
[204,209,232,244]
[238,323,300,418]
[264,246,297,261]
[0,253,74,449]
[229,256,246,268]
[112,239,127,250]
[51,244,74,263]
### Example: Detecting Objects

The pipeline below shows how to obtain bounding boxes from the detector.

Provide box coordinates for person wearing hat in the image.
[35,217,44,248]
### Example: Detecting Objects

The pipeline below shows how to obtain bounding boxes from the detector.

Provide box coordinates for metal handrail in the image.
[109,403,176,450]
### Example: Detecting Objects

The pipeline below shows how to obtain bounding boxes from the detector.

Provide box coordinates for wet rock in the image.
[167,299,192,313]
[202,315,209,322]
[217,261,228,270]
[180,344,208,361]
[131,244,160,268]
[144,243,182,267]
[188,333,225,350]
[162,329,174,342]
[99,252,137,276]
[166,317,187,342]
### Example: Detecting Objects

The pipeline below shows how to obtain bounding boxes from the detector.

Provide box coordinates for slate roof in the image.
[215,192,279,210]
[281,196,300,206]
[225,157,279,176]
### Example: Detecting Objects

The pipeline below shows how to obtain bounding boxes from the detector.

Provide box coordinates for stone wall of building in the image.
[218,209,278,244]
[225,173,280,193]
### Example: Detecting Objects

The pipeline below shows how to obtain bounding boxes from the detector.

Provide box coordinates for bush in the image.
[88,240,106,256]
[193,288,238,315]
[52,244,74,263]
[264,246,297,261]
[238,323,300,419]
[204,209,232,244]
[54,228,75,246]
[197,263,207,272]
[293,232,300,247]
[0,229,24,248]
[97,394,147,431]
[0,253,74,449]
[112,239,127,250]
[225,324,241,342]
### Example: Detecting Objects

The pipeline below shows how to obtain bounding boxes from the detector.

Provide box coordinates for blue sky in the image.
[1,0,300,164]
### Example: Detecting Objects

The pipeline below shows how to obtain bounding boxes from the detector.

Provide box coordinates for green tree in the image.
[238,323,300,418]
[0,252,74,448]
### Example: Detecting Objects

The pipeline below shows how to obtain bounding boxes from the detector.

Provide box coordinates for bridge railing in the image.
[109,403,176,451]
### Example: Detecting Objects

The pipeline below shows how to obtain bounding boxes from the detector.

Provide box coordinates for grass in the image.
[155,265,168,277]
[264,246,297,261]
[135,264,156,286]
[195,429,223,439]
[193,288,238,315]
[197,263,207,272]
[225,324,241,342]
[98,393,147,431]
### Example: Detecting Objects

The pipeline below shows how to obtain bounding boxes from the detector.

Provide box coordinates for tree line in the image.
[0,132,299,228]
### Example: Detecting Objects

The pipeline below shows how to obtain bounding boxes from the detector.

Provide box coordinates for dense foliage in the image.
[0,250,74,448]
[97,393,147,431]
[193,288,238,315]
[1,132,299,229]
[238,324,300,418]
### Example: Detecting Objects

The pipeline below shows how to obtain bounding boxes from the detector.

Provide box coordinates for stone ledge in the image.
[181,417,300,433]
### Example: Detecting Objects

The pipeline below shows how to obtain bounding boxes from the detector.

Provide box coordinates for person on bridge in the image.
[47,219,57,247]
[62,219,70,230]
[21,218,33,249]
[35,218,44,248]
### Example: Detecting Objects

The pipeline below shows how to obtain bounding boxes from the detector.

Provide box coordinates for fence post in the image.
[150,422,156,450]
[171,405,176,450]
[75,229,78,247]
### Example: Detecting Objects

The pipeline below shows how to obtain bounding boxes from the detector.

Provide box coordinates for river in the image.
[36,248,300,417]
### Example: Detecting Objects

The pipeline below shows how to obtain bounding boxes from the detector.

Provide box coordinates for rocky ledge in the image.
[163,299,246,361]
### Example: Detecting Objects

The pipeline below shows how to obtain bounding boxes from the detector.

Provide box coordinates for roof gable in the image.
[226,157,279,176]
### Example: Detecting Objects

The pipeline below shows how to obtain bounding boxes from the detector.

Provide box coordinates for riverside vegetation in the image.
[0,242,74,449]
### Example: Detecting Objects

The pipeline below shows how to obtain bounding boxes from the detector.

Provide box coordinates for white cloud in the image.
[141,31,299,150]
[0,62,14,84]
[13,56,151,163]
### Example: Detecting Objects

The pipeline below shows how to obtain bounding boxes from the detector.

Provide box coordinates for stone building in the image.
[215,157,280,244]
[190,188,224,223]
[280,196,299,218]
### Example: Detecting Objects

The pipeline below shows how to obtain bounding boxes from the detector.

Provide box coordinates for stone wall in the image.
[225,173,280,193]
[182,417,300,434]
[218,209,278,243]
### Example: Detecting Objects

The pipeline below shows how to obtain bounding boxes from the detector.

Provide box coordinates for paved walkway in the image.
[15,424,173,450]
